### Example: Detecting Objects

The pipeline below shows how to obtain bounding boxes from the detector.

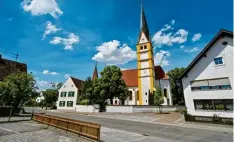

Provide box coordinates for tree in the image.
[43,89,58,109]
[99,66,129,105]
[167,67,185,105]
[0,72,37,112]
[153,87,164,106]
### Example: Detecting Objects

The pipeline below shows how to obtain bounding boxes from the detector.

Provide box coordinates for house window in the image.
[144,45,147,49]
[194,99,233,111]
[129,91,132,101]
[67,101,73,107]
[137,91,139,101]
[214,57,223,65]
[164,89,168,98]
[68,91,75,97]
[60,92,67,97]
[190,78,231,91]
[59,101,65,107]
[140,46,143,50]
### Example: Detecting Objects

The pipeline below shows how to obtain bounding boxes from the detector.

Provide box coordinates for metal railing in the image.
[32,114,101,141]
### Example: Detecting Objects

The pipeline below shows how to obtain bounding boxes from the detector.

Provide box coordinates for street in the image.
[25,108,233,142]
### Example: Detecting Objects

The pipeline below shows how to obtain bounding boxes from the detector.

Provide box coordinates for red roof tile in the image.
[70,77,84,90]
[121,66,168,87]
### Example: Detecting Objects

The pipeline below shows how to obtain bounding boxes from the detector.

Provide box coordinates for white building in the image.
[112,66,173,106]
[36,91,44,103]
[57,77,84,110]
[180,30,233,118]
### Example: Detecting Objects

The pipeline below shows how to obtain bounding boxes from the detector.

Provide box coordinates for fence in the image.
[32,114,101,141]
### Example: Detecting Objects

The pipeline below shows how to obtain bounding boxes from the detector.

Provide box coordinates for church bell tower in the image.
[137,3,155,105]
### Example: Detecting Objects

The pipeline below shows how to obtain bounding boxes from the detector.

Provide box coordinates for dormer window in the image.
[214,57,223,65]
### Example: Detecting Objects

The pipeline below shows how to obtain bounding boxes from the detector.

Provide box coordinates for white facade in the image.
[181,34,233,118]
[36,92,44,103]
[57,77,79,110]
[156,79,173,106]
[110,80,173,106]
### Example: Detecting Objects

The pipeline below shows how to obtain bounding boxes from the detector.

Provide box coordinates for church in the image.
[102,4,173,106]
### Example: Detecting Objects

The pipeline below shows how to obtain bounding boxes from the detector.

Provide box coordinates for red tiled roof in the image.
[121,69,138,87]
[70,77,84,90]
[121,66,168,87]
[92,65,98,80]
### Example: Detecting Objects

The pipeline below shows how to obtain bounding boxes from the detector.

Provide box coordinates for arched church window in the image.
[115,100,118,105]
[144,45,147,49]
[140,46,143,50]
[129,91,133,100]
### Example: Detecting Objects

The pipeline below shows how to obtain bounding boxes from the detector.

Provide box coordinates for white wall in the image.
[140,53,148,60]
[106,106,133,113]
[182,36,233,118]
[159,79,173,106]
[141,77,150,105]
[57,77,79,110]
[75,105,100,113]
[106,106,185,113]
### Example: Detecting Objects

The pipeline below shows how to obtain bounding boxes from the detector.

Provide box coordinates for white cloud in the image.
[64,74,70,78]
[50,33,80,50]
[180,45,185,49]
[43,21,61,39]
[42,70,59,75]
[21,0,63,19]
[152,20,188,47]
[192,33,202,42]
[92,40,136,65]
[36,80,51,91]
[184,47,199,53]
[154,50,171,66]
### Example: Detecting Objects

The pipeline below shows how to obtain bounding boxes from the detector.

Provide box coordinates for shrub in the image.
[79,99,90,105]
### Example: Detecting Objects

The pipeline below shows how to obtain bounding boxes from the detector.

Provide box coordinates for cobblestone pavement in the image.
[0,122,91,142]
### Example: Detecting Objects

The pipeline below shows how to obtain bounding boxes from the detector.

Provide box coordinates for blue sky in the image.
[0,0,232,90]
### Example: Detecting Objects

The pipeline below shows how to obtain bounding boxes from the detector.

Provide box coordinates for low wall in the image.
[106,106,132,113]
[106,105,186,113]
[75,105,100,113]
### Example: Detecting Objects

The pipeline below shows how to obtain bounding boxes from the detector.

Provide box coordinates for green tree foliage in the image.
[153,87,164,106]
[43,89,58,109]
[167,67,185,105]
[99,65,129,105]
[86,65,129,107]
[0,73,37,111]
[77,77,93,105]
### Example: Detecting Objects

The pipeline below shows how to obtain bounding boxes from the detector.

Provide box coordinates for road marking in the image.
[0,126,19,134]
[127,137,146,142]
[101,134,124,142]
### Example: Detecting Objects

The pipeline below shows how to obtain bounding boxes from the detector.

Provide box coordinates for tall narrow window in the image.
[144,45,147,49]
[137,91,139,101]
[164,89,168,98]
[129,91,133,101]
[140,46,143,50]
